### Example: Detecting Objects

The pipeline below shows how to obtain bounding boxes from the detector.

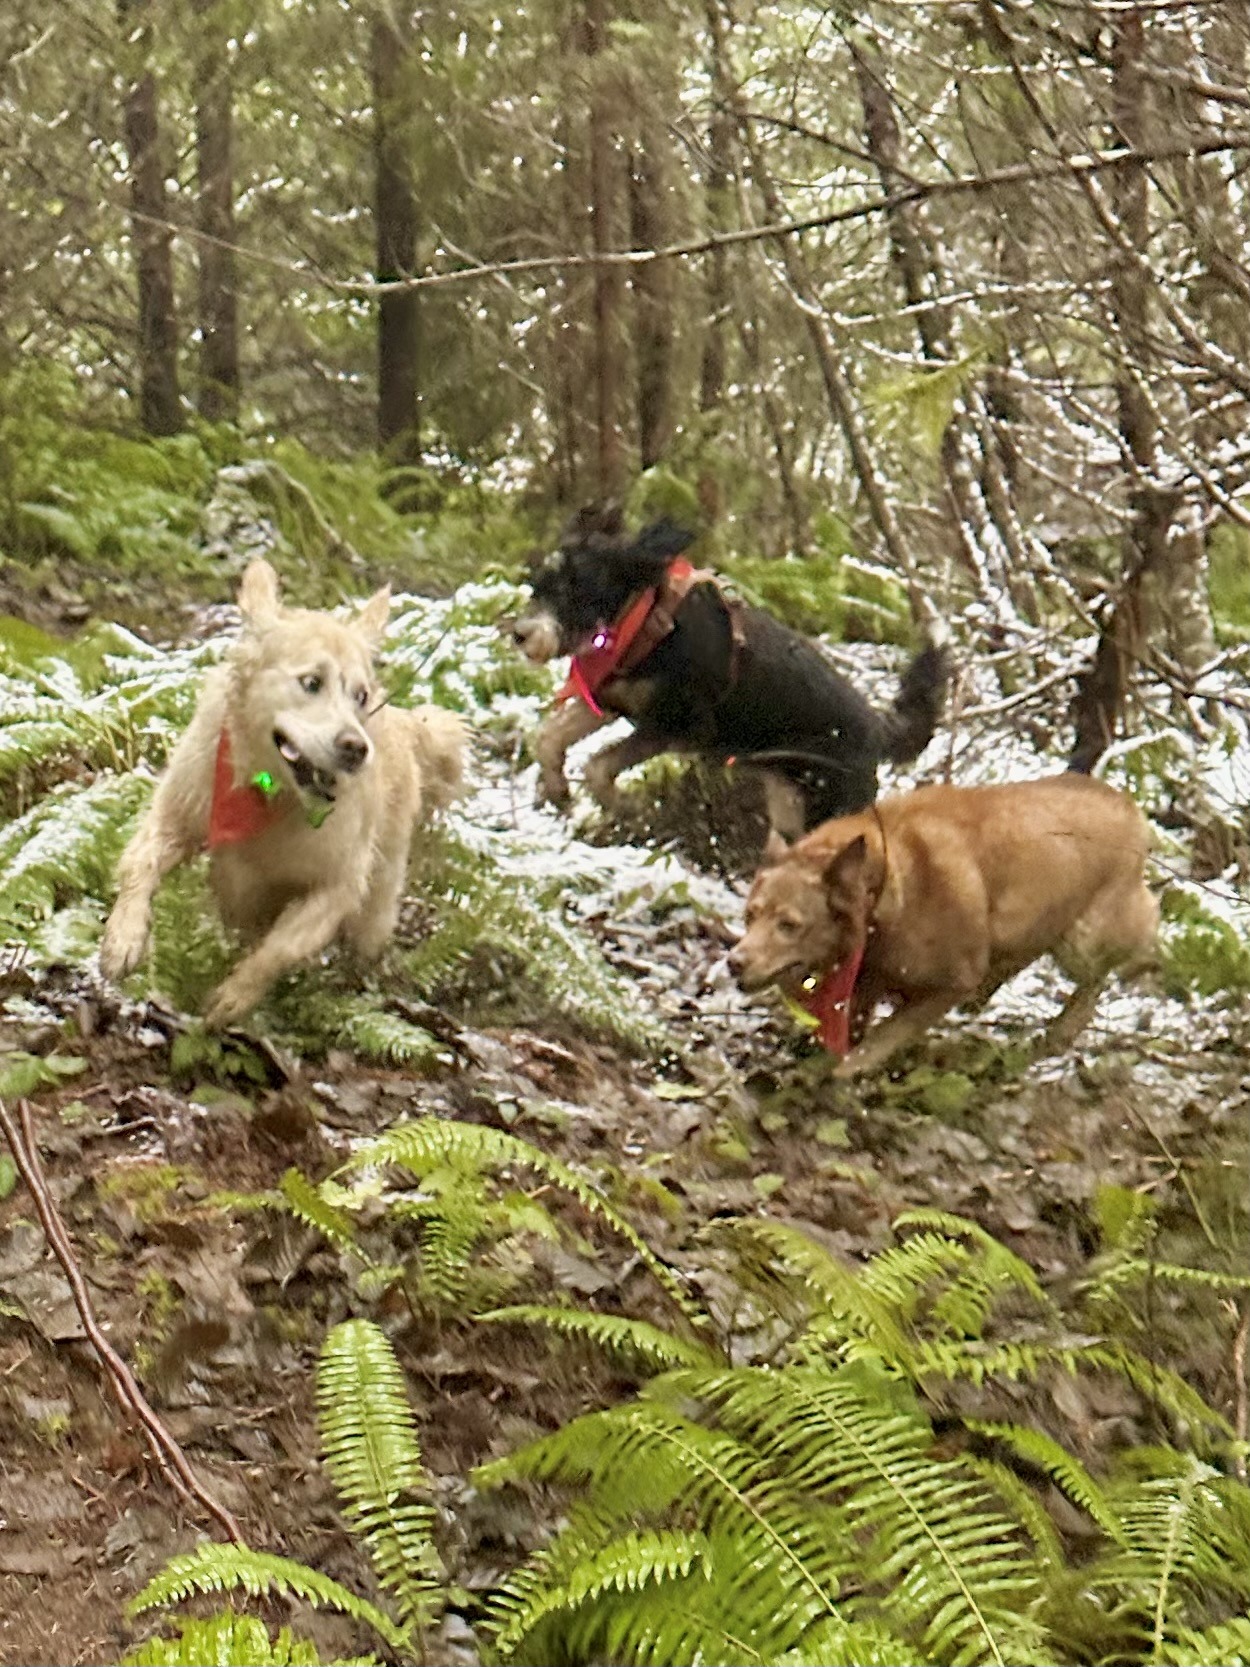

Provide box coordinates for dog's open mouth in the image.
[273,730,337,802]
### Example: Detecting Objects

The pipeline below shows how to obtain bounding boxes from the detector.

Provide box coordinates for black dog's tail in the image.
[878,638,951,764]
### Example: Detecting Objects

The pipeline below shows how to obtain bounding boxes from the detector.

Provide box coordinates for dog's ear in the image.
[561,500,624,549]
[356,584,392,650]
[632,519,697,563]
[759,828,791,868]
[238,559,281,628]
[822,833,870,901]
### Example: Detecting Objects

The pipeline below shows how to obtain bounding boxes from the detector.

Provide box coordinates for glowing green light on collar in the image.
[250,766,332,828]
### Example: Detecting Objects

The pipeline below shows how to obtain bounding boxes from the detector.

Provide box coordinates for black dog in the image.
[511,506,949,837]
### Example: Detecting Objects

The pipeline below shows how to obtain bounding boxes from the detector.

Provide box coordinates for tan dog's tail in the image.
[410,705,469,811]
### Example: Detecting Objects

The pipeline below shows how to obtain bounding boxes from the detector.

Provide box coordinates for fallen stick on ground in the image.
[0,1094,245,1543]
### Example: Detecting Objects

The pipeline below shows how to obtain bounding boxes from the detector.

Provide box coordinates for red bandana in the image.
[557,558,698,716]
[207,730,286,850]
[799,938,867,1056]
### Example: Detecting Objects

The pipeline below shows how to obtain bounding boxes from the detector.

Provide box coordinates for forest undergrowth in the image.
[0,430,1248,1665]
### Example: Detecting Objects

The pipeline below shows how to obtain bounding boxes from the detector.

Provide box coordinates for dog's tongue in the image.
[800,940,866,1056]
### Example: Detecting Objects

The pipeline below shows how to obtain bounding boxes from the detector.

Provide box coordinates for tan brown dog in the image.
[729,775,1158,1077]
[101,559,466,1026]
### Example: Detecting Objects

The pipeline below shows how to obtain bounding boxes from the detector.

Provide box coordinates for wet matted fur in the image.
[511,506,949,838]
[100,559,467,1025]
[729,774,1159,1077]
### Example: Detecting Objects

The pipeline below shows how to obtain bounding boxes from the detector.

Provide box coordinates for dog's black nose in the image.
[335,733,369,773]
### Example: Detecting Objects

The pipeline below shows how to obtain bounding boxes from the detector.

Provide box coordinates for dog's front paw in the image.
[99,909,150,981]
[535,772,572,811]
[203,976,261,1031]
[581,760,622,815]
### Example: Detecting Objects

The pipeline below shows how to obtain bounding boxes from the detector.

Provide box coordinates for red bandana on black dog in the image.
[557,558,708,715]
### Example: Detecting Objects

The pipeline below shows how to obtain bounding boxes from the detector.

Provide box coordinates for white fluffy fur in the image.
[100,559,467,1026]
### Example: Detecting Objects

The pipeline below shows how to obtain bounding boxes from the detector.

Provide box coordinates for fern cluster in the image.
[126,1320,438,1667]
[126,1128,1250,1667]
[350,1117,703,1330]
[474,1204,1250,1667]
[395,824,666,1054]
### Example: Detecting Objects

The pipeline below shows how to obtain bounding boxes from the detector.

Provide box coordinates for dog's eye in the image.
[300,673,323,696]
[353,686,369,710]
[777,917,801,937]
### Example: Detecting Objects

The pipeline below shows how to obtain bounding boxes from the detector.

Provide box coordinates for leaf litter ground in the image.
[0,593,1247,1664]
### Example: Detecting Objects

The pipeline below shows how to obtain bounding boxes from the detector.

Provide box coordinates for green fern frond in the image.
[315,1320,442,1631]
[350,1117,707,1334]
[397,826,666,1055]
[487,1526,712,1660]
[128,1544,409,1655]
[123,1611,330,1666]
[675,1361,1042,1666]
[0,771,150,942]
[778,1613,935,1666]
[908,1334,1234,1438]
[1097,1258,1250,1294]
[480,1305,722,1373]
[1089,1343,1234,1437]
[409,1184,493,1311]
[334,1004,445,1069]
[891,1211,1050,1337]
[1091,1456,1242,1659]
[1163,1615,1250,1666]
[483,1358,1046,1667]
[1094,1183,1159,1257]
[965,1420,1123,1538]
[710,1215,915,1365]
[265,979,447,1071]
[962,1455,1065,1573]
[279,1169,360,1258]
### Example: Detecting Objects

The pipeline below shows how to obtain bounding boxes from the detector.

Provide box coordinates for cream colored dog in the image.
[101,559,466,1026]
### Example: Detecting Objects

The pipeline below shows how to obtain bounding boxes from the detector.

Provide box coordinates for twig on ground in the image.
[0,1095,245,1543]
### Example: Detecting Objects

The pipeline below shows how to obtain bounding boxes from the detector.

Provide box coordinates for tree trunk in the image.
[119,0,181,436]
[372,8,421,468]
[1071,8,1175,767]
[699,2,733,417]
[584,0,627,500]
[854,37,1039,626]
[628,137,674,471]
[737,300,806,554]
[192,0,238,424]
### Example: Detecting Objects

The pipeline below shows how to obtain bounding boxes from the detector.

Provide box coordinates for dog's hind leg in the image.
[582,731,670,812]
[1036,977,1107,1056]
[203,887,360,1027]
[531,701,610,808]
[1038,877,1159,1055]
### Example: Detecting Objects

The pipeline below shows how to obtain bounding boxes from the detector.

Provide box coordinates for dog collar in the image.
[799,937,867,1056]
[556,558,710,714]
[206,730,332,848]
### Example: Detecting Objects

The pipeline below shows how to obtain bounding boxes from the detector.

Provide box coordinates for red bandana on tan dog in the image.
[799,939,866,1056]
